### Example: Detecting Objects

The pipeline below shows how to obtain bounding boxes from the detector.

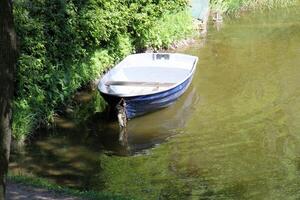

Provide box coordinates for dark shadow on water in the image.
[10,85,199,188]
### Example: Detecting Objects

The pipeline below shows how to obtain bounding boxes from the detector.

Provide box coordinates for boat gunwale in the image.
[98,53,198,98]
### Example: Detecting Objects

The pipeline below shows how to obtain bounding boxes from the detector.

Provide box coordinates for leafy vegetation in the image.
[140,10,196,50]
[12,0,195,140]
[210,0,297,14]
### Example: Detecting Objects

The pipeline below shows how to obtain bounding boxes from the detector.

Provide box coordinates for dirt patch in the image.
[6,182,82,200]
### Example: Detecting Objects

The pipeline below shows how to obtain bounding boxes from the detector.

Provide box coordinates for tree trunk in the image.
[0,0,17,199]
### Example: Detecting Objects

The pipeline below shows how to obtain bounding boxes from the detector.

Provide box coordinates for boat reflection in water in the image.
[92,85,199,156]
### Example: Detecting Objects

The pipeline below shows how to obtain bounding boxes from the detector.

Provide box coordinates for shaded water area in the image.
[10,4,300,200]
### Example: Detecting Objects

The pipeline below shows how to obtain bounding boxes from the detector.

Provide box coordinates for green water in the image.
[10,5,300,200]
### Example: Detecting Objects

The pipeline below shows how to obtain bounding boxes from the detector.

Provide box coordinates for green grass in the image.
[210,0,297,14]
[8,174,134,200]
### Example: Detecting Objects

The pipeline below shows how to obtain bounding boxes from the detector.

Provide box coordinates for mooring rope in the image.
[116,98,128,145]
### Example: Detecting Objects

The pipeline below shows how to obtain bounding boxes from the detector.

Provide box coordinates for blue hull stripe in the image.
[101,75,193,119]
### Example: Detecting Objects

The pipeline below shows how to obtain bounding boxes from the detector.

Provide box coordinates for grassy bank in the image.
[9,174,133,200]
[210,0,297,14]
[13,0,195,142]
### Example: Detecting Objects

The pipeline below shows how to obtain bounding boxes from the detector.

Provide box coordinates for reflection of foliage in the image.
[68,91,107,124]
[97,154,172,200]
[158,179,190,200]
[95,149,213,200]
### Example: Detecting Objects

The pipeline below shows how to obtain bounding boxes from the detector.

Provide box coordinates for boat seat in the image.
[105,81,175,87]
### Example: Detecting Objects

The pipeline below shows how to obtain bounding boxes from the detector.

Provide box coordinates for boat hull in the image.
[101,74,194,119]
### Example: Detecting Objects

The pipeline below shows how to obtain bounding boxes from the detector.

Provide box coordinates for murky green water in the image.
[10,4,300,200]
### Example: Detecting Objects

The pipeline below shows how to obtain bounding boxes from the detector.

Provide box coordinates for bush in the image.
[141,10,195,50]
[12,0,194,140]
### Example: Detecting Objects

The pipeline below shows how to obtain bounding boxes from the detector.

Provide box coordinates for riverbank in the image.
[7,182,81,200]
[210,0,297,14]
[8,175,133,200]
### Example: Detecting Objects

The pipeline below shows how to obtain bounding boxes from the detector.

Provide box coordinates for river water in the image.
[10,4,300,200]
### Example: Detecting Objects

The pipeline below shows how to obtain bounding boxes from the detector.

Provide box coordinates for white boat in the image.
[98,53,198,119]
